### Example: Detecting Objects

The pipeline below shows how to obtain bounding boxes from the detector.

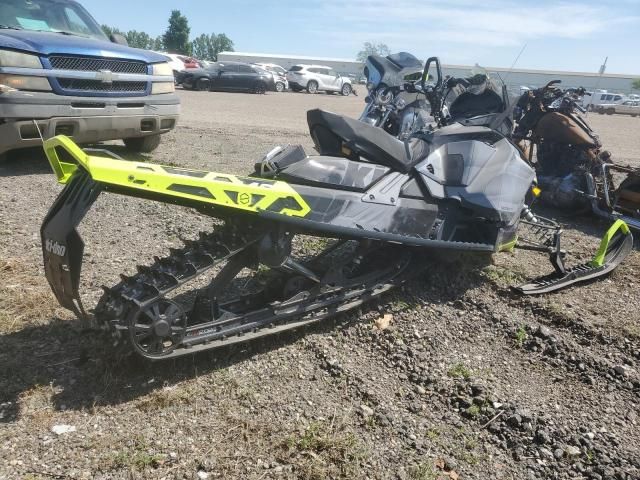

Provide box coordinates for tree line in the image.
[102,10,234,62]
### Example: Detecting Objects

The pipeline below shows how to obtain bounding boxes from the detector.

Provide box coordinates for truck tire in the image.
[124,134,161,153]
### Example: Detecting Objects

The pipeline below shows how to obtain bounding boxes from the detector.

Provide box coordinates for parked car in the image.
[596,100,640,116]
[182,62,275,93]
[252,62,288,92]
[286,65,352,95]
[583,91,626,111]
[0,0,178,157]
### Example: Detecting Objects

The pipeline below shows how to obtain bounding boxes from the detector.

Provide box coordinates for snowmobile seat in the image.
[307,109,429,173]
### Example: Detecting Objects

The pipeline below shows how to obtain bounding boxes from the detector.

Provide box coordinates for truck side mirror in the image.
[110,33,128,46]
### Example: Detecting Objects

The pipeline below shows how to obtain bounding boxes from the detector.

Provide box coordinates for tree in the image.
[125,30,154,50]
[163,10,191,55]
[191,33,235,61]
[101,24,124,38]
[633,79,640,90]
[356,42,391,62]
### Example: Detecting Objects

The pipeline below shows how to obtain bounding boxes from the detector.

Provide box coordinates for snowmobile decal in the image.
[44,135,311,218]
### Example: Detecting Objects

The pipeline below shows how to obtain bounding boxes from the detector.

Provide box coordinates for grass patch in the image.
[0,259,62,332]
[409,462,439,480]
[283,420,367,479]
[447,363,472,380]
[482,265,527,286]
[466,404,481,418]
[107,436,164,472]
[136,386,194,411]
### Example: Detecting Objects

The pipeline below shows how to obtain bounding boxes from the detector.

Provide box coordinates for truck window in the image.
[613,95,622,101]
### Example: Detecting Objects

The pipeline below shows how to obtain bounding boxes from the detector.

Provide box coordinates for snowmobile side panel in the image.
[44,136,311,218]
[417,138,535,224]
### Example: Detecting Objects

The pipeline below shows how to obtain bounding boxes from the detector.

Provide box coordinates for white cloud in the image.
[290,0,637,50]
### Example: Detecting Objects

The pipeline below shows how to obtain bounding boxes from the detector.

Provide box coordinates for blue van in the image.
[0,0,179,156]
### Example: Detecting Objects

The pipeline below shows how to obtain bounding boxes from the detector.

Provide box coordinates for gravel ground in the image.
[0,88,639,480]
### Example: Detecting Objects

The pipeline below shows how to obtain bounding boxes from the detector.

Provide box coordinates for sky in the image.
[82,0,640,75]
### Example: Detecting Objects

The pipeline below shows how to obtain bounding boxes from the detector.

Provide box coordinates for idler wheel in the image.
[129,299,187,357]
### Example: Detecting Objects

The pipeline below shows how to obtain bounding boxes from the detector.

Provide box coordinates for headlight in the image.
[151,82,175,94]
[0,74,51,91]
[152,62,173,76]
[0,50,43,69]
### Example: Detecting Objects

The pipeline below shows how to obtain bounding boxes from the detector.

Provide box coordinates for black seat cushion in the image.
[307,109,428,173]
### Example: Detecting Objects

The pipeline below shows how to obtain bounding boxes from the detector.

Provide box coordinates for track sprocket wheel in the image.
[129,299,187,357]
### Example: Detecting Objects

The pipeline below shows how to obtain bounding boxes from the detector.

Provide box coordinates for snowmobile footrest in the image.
[514,220,633,295]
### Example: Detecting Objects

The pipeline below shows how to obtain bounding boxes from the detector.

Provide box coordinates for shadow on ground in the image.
[0,254,490,424]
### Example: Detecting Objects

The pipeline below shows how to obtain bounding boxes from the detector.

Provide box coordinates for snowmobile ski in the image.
[513,219,633,295]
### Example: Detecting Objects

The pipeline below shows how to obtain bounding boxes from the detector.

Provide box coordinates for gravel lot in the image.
[0,88,639,480]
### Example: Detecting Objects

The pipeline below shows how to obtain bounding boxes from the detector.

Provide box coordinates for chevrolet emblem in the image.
[96,70,114,84]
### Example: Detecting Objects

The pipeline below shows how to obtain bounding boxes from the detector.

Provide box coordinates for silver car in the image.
[286,64,353,95]
[253,63,289,92]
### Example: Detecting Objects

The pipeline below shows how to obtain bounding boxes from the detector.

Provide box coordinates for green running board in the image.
[514,219,633,295]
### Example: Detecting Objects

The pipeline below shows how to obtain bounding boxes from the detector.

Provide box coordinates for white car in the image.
[286,64,352,95]
[583,91,626,111]
[597,100,640,117]
[253,63,288,92]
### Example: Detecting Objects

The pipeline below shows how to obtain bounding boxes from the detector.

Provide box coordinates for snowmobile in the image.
[41,57,633,360]
[513,81,640,232]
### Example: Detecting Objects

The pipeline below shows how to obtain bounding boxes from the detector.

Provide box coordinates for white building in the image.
[218,51,639,94]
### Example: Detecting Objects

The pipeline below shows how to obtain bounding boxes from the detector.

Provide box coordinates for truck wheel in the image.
[124,135,161,153]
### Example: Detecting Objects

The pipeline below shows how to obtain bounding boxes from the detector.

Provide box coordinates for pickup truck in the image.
[0,0,179,159]
[596,100,640,117]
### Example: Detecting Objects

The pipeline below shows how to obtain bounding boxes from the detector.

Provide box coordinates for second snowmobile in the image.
[41,57,633,360]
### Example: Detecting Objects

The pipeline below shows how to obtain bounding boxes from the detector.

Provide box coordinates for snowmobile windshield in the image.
[364,52,423,90]
[447,67,507,120]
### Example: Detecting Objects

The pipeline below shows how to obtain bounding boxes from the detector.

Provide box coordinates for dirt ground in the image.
[0,89,639,480]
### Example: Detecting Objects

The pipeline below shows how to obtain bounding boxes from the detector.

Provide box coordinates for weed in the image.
[107,436,163,471]
[283,421,366,479]
[466,404,481,418]
[448,363,472,380]
[515,324,528,348]
[0,259,62,333]
[136,386,193,411]
[409,462,439,480]
[425,428,440,440]
[482,265,526,286]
